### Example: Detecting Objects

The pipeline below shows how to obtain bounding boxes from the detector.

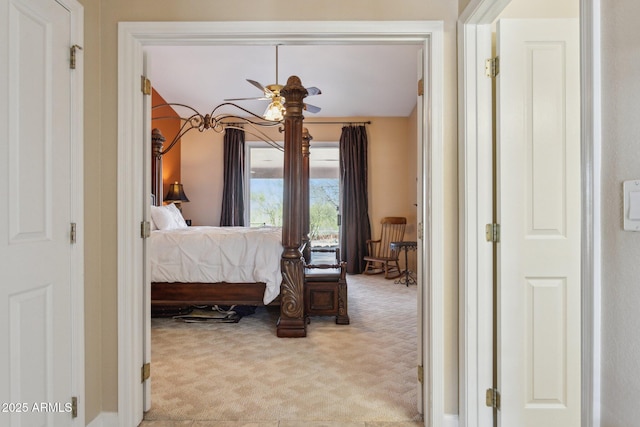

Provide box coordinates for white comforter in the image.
[150,226,283,304]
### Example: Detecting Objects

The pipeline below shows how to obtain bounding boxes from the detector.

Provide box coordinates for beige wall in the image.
[83,0,460,424]
[601,1,640,424]
[180,116,418,259]
[81,0,640,424]
[180,129,225,225]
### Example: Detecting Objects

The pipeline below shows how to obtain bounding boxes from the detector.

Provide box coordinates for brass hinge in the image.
[141,76,151,95]
[142,362,151,382]
[418,78,424,96]
[70,222,77,244]
[417,364,424,384]
[485,223,500,243]
[71,396,78,418]
[70,44,82,70]
[485,57,499,78]
[486,388,500,409]
[141,220,151,239]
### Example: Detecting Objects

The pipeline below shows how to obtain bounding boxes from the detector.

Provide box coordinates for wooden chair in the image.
[363,217,407,279]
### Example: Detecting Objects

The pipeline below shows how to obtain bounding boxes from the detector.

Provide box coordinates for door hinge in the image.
[486,388,501,409]
[141,76,151,95]
[418,222,424,240]
[70,222,77,244]
[418,78,424,96]
[485,223,500,243]
[417,364,424,384]
[141,220,151,239]
[142,362,151,382]
[485,57,499,78]
[70,44,82,70]
[71,396,78,418]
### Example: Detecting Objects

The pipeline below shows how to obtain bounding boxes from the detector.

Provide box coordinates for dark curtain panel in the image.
[219,128,245,226]
[339,125,372,274]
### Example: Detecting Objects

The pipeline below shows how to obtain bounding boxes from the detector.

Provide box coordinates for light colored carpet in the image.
[144,273,419,423]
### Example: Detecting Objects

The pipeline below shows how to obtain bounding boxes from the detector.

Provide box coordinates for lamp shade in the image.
[164,182,190,203]
[263,97,285,121]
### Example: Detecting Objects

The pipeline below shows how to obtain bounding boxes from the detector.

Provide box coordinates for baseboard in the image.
[86,412,118,427]
[444,413,460,427]
[87,412,455,427]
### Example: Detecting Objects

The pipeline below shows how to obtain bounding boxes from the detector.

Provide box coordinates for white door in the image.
[0,0,77,425]
[496,19,580,427]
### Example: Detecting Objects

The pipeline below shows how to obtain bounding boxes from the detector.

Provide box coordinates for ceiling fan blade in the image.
[247,79,274,96]
[306,86,322,96]
[304,103,321,113]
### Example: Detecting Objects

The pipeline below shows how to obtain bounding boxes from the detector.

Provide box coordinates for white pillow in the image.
[149,210,158,231]
[151,203,188,230]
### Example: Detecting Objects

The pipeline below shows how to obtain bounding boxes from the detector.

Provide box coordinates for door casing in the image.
[117,21,445,427]
[457,1,602,426]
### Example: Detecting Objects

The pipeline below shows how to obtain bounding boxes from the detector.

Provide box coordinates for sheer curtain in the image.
[339,125,372,274]
[219,128,245,226]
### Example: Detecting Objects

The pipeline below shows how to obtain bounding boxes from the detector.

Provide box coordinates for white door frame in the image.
[117,21,445,427]
[65,1,85,424]
[457,1,602,426]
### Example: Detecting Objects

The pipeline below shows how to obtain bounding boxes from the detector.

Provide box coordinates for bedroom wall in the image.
[180,116,418,240]
[84,0,460,423]
[151,89,182,200]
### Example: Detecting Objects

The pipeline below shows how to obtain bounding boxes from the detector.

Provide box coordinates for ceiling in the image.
[146,44,421,119]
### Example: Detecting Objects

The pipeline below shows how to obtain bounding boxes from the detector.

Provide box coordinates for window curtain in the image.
[219,128,245,226]
[339,125,372,274]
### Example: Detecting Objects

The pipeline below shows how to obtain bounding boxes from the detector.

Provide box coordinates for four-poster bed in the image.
[150,76,348,336]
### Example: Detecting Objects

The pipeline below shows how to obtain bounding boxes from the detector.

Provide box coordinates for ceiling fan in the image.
[224,45,322,120]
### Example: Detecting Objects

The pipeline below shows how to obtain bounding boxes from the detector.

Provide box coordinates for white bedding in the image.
[150,226,283,304]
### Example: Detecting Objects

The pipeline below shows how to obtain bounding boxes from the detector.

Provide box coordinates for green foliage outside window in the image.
[250,178,339,245]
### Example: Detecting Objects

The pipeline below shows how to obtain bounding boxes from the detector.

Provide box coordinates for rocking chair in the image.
[363,217,407,279]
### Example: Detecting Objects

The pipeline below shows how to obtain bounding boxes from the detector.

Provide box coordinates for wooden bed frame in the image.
[151,76,310,337]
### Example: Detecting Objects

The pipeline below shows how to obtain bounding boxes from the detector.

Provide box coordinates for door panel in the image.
[0,0,74,424]
[496,18,580,427]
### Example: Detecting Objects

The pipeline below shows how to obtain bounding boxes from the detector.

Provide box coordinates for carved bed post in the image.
[151,128,165,206]
[277,76,308,338]
[301,128,312,263]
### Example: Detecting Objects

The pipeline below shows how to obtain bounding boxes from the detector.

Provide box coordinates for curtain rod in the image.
[305,120,372,125]
[222,120,372,126]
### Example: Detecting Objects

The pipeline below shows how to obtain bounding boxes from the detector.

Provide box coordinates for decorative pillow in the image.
[166,203,188,228]
[151,203,188,230]
[149,210,158,231]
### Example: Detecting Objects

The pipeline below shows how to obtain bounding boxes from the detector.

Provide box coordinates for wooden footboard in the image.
[151,282,269,307]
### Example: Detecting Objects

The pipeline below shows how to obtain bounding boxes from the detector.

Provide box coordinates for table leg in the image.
[403,247,409,286]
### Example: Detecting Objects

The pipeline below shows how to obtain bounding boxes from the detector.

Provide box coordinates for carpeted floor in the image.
[143,273,420,425]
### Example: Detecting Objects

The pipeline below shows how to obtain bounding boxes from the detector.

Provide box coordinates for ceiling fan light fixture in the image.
[264,97,285,121]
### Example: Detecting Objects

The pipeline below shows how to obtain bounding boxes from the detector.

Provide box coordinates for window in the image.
[247,141,340,247]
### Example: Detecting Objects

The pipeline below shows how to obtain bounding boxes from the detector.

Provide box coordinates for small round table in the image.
[390,241,417,286]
